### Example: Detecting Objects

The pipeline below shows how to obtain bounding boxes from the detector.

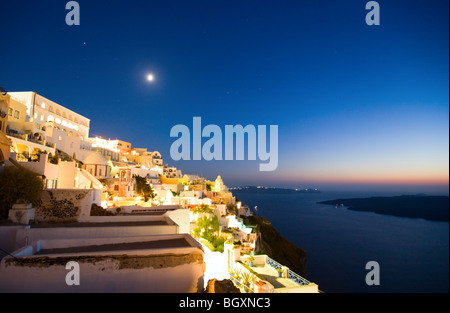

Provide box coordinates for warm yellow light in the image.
[90,137,120,153]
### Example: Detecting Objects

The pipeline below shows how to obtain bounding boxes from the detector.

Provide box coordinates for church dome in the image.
[84,152,108,165]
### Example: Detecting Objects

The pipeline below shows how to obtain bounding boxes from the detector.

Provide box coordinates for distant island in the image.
[230,186,321,194]
[318,195,449,222]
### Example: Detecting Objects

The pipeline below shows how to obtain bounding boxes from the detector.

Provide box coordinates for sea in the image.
[232,189,449,293]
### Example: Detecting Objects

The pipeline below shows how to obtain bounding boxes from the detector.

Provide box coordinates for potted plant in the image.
[277,268,283,278]
[228,267,236,278]
[247,255,255,267]
[231,268,243,285]
[240,271,256,292]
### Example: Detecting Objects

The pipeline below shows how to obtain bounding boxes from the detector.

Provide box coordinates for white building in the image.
[82,152,111,179]
[10,152,103,190]
[87,137,120,162]
[183,174,205,185]
[7,92,94,162]
[151,151,163,166]
[164,166,182,178]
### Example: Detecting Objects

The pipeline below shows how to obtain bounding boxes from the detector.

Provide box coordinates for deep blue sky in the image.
[1,0,448,193]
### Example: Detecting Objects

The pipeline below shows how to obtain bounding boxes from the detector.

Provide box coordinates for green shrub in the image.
[133,175,155,202]
[0,166,44,219]
[193,204,213,214]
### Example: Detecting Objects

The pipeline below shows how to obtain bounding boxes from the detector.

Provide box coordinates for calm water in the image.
[233,190,449,293]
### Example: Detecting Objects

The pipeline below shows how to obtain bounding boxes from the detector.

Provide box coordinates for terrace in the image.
[13,215,181,250]
[36,237,191,255]
[0,234,205,293]
[230,254,319,293]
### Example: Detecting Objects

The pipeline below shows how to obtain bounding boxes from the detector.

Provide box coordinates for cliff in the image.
[246,215,308,278]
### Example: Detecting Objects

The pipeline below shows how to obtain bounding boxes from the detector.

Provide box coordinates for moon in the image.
[147,74,155,82]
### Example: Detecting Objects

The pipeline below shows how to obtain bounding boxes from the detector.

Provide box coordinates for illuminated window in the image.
[14,110,19,119]
[41,103,46,109]
[8,108,12,116]
[58,136,62,141]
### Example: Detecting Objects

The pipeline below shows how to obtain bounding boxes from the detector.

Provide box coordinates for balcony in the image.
[45,141,56,148]
[230,254,318,293]
[6,129,56,154]
[6,129,27,140]
[27,137,45,146]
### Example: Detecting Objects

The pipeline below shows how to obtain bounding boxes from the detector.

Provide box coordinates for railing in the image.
[266,256,283,271]
[6,131,27,140]
[287,270,312,286]
[266,256,311,286]
[7,131,56,150]
[28,137,45,145]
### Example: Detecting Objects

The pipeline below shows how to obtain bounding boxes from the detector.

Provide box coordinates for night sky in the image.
[1,0,448,193]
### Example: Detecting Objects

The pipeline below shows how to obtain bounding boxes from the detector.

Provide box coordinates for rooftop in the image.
[36,237,191,255]
[8,234,203,259]
[30,220,169,228]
